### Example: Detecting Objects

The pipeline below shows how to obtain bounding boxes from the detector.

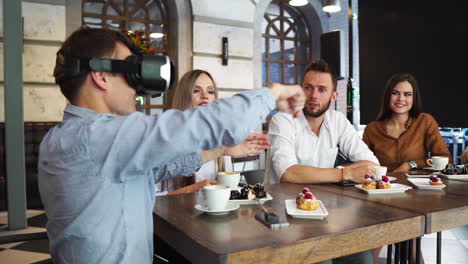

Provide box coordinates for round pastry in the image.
[362,178,376,190]
[296,190,319,211]
[429,176,443,185]
[376,180,391,189]
[377,176,392,189]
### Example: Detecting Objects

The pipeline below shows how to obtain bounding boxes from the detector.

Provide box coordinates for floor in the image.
[0,210,50,263]
[1,210,467,263]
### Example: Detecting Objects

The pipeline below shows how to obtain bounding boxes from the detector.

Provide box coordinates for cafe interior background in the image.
[1,0,468,263]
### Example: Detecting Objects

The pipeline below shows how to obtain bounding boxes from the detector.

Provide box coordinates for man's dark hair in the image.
[302,59,337,91]
[54,26,137,102]
[376,73,422,121]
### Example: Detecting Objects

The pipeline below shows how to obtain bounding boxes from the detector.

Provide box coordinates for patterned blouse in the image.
[363,113,451,171]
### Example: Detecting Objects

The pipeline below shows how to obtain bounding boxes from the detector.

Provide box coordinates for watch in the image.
[408,161,417,170]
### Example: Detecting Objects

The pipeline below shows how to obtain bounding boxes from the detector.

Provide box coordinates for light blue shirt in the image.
[38,88,275,263]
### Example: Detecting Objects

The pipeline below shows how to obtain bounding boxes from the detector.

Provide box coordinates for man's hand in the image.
[393,162,411,173]
[224,133,269,157]
[268,83,305,118]
[345,165,376,183]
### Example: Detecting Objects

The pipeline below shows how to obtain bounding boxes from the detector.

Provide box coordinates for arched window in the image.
[82,0,170,114]
[262,1,311,86]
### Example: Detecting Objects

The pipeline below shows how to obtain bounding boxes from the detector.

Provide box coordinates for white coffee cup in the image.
[203,185,231,211]
[373,166,387,180]
[427,156,449,170]
[217,172,241,189]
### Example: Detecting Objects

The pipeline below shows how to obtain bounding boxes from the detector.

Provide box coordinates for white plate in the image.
[387,176,397,181]
[405,173,435,178]
[285,200,328,219]
[407,178,446,189]
[439,173,468,180]
[194,202,240,215]
[229,193,273,205]
[355,183,412,194]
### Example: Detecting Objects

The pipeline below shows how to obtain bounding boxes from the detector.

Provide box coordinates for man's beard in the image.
[303,98,332,118]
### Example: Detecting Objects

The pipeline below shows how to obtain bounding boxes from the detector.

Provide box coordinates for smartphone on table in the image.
[255,212,289,229]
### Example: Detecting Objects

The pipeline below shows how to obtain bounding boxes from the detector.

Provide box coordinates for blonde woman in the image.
[156,70,269,195]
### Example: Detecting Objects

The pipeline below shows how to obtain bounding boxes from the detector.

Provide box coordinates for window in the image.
[262,1,310,86]
[82,0,170,114]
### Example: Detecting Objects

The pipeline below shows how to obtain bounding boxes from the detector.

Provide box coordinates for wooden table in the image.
[443,178,468,197]
[314,173,468,234]
[153,183,423,264]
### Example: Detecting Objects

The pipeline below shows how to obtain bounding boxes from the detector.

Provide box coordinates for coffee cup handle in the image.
[427,159,433,167]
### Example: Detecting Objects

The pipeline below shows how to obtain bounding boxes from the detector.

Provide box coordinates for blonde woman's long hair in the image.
[161,70,224,192]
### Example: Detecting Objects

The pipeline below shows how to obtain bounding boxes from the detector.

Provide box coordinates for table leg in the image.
[387,244,393,264]
[400,241,407,264]
[437,232,442,264]
[395,242,400,264]
[416,237,421,264]
[408,239,413,264]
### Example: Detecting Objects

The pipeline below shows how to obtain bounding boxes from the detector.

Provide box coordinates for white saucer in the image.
[424,166,442,171]
[194,202,240,215]
[439,173,468,180]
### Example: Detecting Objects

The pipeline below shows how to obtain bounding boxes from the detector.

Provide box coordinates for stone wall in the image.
[0,0,67,122]
[0,0,355,120]
[191,0,257,98]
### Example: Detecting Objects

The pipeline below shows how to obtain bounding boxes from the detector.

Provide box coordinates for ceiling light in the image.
[322,0,341,13]
[289,0,308,7]
[149,32,164,39]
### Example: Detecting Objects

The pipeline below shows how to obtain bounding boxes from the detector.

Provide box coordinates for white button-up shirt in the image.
[267,110,379,184]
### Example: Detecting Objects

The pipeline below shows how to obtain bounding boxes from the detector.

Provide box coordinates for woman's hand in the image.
[224,133,269,157]
[168,179,218,195]
[393,162,411,173]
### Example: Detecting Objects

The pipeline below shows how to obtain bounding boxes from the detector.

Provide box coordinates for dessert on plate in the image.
[441,164,468,175]
[362,175,392,190]
[362,177,376,190]
[429,175,444,185]
[296,187,319,211]
[377,176,392,189]
[229,183,267,200]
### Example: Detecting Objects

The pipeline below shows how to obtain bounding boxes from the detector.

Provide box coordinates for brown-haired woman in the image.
[155,70,269,195]
[363,73,450,172]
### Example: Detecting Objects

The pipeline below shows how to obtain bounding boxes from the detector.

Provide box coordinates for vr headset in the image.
[55,51,175,97]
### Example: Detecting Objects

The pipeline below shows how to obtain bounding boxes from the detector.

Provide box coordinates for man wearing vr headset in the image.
[38,26,305,263]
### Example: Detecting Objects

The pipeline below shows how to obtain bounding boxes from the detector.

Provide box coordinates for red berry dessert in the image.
[296,188,319,211]
[377,176,392,189]
[362,178,376,190]
[429,176,443,185]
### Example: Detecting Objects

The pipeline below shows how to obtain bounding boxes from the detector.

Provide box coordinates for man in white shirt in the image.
[267,59,379,185]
